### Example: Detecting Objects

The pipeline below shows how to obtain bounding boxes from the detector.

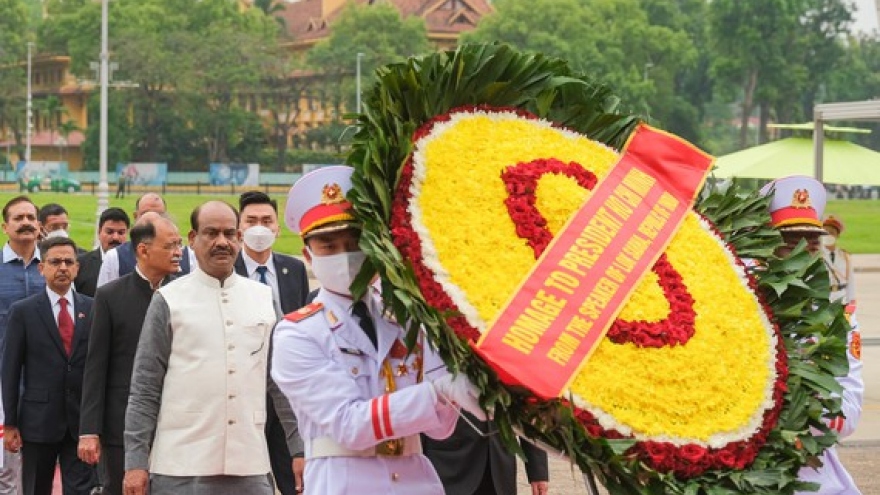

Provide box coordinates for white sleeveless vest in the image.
[150,269,276,476]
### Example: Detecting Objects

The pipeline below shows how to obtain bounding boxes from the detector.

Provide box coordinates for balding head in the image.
[135,193,166,219]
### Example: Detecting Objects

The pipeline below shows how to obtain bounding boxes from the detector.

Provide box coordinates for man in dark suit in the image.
[77,213,182,495]
[234,191,308,495]
[75,207,130,297]
[2,236,96,495]
[423,412,550,495]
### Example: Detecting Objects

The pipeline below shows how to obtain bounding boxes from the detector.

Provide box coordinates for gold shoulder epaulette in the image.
[285,302,324,322]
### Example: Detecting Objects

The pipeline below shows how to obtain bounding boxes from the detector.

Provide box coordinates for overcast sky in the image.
[852,0,879,34]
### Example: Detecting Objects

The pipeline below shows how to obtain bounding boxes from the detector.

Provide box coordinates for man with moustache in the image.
[234,191,308,495]
[2,236,95,494]
[75,208,130,297]
[97,193,194,287]
[0,195,46,494]
[78,213,182,495]
[123,201,279,495]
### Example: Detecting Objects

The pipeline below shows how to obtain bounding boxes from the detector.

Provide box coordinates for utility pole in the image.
[356,52,364,114]
[25,42,34,166]
[97,0,110,219]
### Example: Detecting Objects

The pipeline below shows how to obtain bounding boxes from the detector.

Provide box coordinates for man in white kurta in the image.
[123,201,280,495]
[271,166,483,495]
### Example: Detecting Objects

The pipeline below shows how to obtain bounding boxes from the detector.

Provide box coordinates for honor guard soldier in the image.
[822,215,857,306]
[271,166,484,495]
[761,176,864,495]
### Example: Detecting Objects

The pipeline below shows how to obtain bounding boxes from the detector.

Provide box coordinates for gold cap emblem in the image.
[791,189,812,208]
[321,183,346,205]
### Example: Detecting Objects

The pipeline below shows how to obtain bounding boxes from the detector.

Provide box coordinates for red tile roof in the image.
[277,0,492,46]
[0,130,85,148]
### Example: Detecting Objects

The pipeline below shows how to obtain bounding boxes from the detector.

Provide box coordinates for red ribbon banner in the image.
[474,124,715,399]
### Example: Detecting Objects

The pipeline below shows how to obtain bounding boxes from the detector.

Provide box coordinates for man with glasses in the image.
[78,213,181,495]
[2,236,96,494]
[0,195,45,494]
[97,194,194,288]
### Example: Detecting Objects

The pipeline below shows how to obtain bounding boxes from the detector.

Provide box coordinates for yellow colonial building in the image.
[1,0,492,168]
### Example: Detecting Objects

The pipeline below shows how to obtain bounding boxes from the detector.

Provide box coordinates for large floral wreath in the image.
[346,44,851,494]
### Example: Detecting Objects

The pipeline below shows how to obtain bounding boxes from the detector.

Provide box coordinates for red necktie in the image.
[58,298,74,355]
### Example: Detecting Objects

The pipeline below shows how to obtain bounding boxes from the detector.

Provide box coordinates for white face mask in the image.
[243,225,276,252]
[308,248,366,295]
[821,235,837,247]
[45,229,69,239]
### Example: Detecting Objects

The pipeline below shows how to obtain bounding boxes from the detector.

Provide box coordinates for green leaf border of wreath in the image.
[346,43,850,495]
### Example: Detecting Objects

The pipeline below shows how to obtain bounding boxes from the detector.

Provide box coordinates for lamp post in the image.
[96,0,110,225]
[25,42,34,166]
[356,52,364,114]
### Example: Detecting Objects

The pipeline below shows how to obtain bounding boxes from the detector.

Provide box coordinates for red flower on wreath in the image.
[500,158,697,348]
[389,105,789,479]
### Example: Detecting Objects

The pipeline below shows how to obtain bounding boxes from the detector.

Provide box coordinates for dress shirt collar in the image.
[3,243,40,264]
[241,249,275,277]
[46,286,74,308]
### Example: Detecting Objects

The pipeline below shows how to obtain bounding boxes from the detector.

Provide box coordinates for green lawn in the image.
[0,192,305,256]
[0,193,877,255]
[824,200,880,254]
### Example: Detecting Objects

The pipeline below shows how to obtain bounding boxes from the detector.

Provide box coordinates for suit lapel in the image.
[233,253,247,278]
[37,292,67,358]
[70,294,90,357]
[273,253,294,313]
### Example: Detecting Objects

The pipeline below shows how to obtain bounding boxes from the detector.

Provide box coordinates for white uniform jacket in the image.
[822,247,856,305]
[271,287,459,495]
[797,315,864,494]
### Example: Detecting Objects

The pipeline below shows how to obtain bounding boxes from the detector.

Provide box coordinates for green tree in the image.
[463,0,698,140]
[258,48,317,170]
[81,92,132,171]
[0,0,30,162]
[792,0,854,120]
[185,28,273,163]
[307,2,431,116]
[710,0,805,147]
[56,118,81,161]
[34,94,65,154]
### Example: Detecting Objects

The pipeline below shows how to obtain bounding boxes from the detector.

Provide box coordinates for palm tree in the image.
[253,0,286,28]
[56,119,81,162]
[35,95,65,158]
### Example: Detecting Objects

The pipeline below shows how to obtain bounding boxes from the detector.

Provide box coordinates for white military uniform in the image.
[796,315,864,494]
[271,285,459,495]
[822,245,856,305]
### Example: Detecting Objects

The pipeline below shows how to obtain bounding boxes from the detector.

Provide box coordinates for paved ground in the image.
[514,254,880,494]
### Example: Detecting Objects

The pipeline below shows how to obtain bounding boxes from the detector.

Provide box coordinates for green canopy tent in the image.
[714,126,880,185]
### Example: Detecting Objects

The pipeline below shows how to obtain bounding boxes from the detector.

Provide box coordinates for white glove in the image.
[431,374,486,420]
